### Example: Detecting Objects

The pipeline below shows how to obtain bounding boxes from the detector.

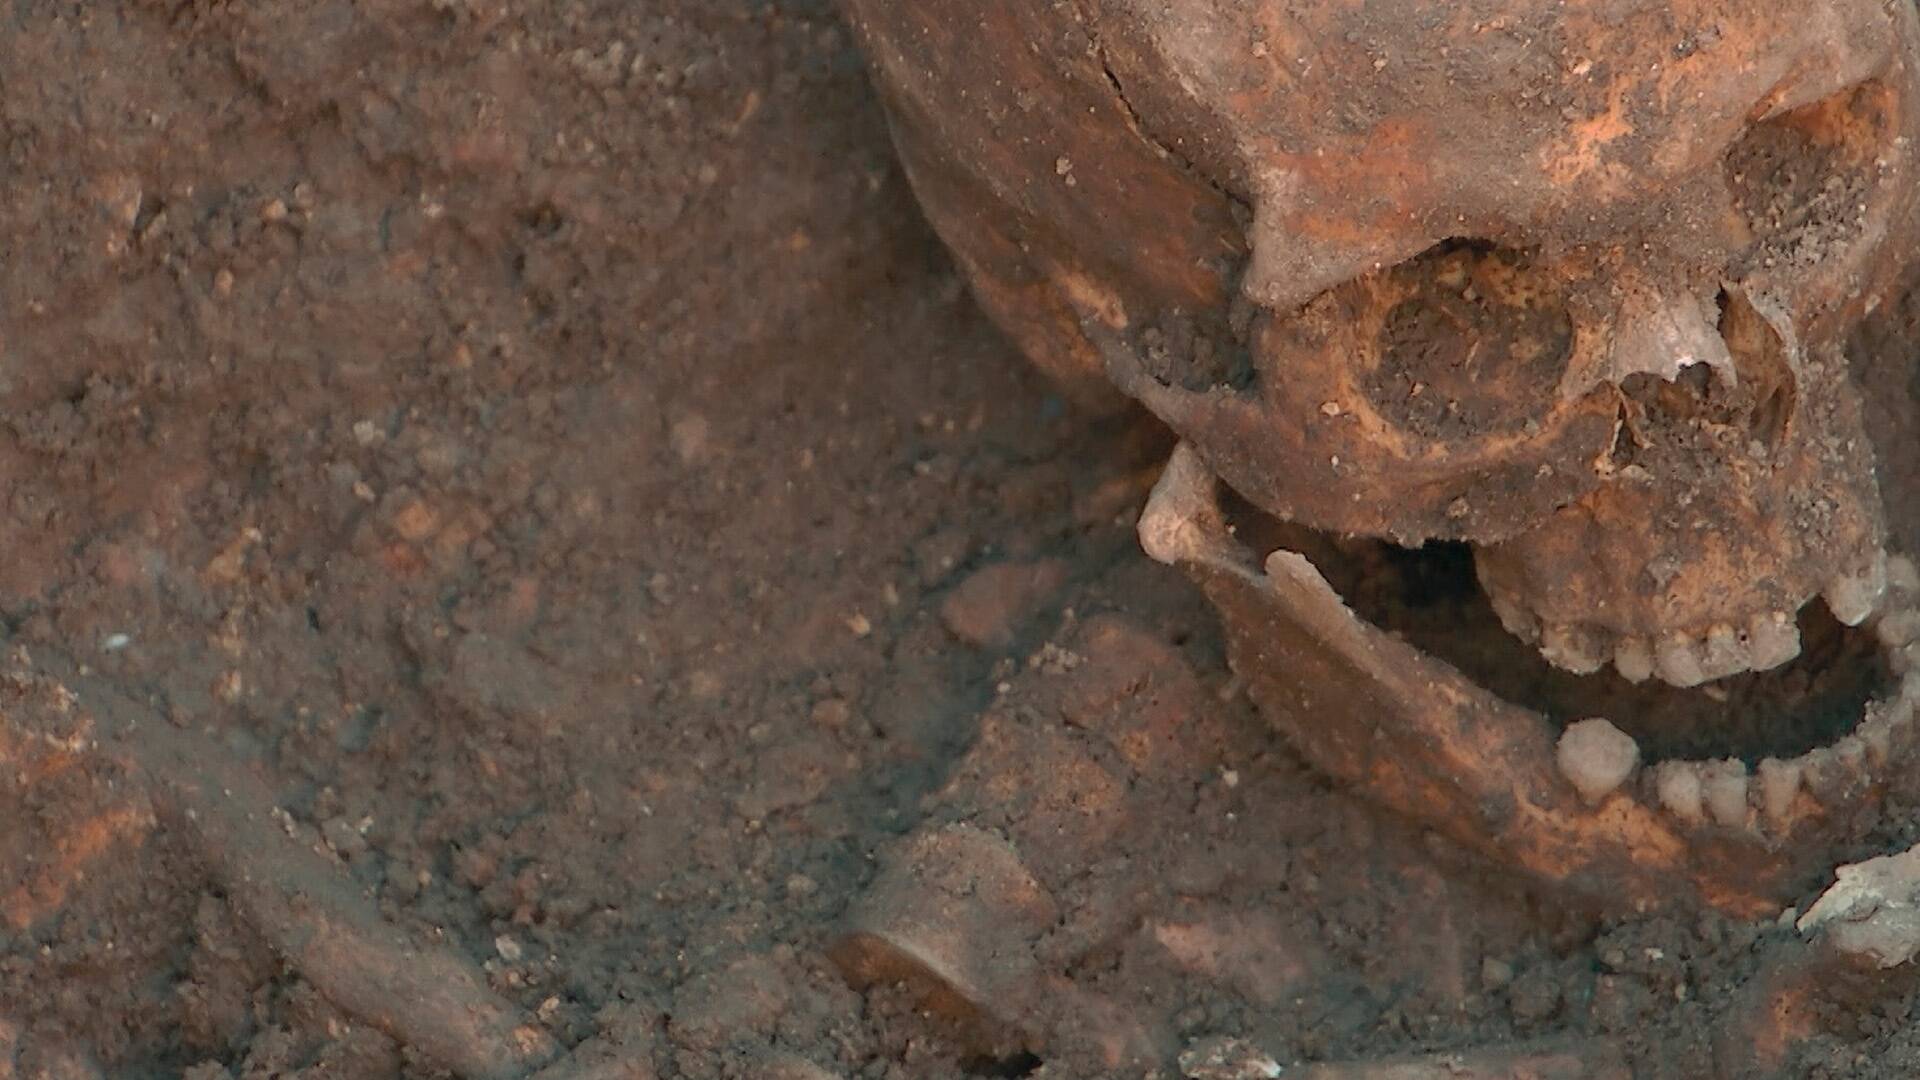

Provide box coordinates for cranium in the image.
[845,0,1920,913]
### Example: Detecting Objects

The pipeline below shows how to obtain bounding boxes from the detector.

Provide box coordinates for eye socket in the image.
[1724,81,1894,280]
[1361,241,1576,442]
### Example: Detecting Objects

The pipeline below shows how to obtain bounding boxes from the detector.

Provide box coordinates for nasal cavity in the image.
[1616,289,1795,450]
[1717,288,1796,451]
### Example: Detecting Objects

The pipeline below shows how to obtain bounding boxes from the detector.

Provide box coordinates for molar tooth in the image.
[1540,623,1607,675]
[1653,761,1706,825]
[1655,633,1709,689]
[1755,757,1805,828]
[1614,637,1654,684]
[1802,747,1858,803]
[1697,623,1748,681]
[1746,611,1801,672]
[1555,718,1640,804]
[1702,760,1751,829]
[1825,554,1889,627]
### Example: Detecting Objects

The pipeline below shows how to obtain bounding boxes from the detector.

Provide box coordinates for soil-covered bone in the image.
[846,0,1920,691]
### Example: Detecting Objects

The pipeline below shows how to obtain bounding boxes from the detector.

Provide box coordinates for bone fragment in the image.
[143,723,560,1080]
[1292,1038,1629,1079]
[1138,444,1228,567]
[1179,1035,1283,1079]
[1555,719,1639,804]
[831,824,1056,1058]
[1606,289,1736,386]
[1799,842,1920,968]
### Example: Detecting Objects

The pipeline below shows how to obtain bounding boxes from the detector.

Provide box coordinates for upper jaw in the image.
[1480,553,1890,689]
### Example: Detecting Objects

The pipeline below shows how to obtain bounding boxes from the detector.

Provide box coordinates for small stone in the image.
[1480,956,1515,990]
[320,816,367,858]
[669,414,710,464]
[938,559,1069,650]
[494,935,524,963]
[1555,718,1640,803]
[809,698,851,728]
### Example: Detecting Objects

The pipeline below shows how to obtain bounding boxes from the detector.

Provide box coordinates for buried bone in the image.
[846,0,1920,914]
[1135,447,1915,916]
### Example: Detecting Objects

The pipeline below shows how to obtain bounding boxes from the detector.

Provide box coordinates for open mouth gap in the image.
[1221,492,1892,765]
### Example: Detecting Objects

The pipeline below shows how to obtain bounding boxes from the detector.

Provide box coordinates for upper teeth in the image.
[1499,548,1899,689]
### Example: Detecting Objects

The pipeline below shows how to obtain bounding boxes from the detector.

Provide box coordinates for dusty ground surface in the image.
[5,3,1920,1079]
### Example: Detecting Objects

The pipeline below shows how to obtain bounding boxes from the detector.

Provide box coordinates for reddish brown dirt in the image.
[4,3,1920,1079]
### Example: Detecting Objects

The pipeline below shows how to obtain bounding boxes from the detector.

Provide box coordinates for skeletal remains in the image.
[841,0,1920,918]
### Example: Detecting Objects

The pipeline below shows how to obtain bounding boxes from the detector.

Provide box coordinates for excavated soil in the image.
[6,3,1920,1079]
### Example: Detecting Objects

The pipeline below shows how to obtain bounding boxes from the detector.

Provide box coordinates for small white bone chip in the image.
[1798,843,1920,969]
[1555,718,1640,804]
[1747,610,1801,672]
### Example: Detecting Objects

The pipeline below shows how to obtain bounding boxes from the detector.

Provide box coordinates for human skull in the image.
[845,0,1920,912]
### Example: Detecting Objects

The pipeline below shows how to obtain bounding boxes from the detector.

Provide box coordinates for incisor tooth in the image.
[1654,762,1706,825]
[1541,623,1607,675]
[1655,634,1709,688]
[1702,761,1750,829]
[1755,757,1804,827]
[1747,611,1800,672]
[1698,624,1748,681]
[1614,637,1654,684]
[1824,554,1889,627]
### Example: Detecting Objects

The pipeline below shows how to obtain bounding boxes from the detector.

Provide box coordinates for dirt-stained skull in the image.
[855,0,1919,685]
[845,0,1920,913]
